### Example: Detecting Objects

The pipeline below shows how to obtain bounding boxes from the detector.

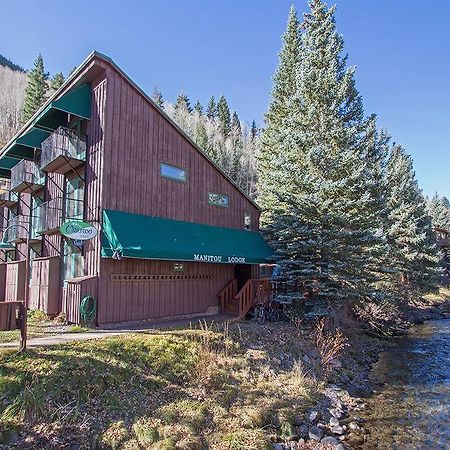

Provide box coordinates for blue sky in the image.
[2,0,449,197]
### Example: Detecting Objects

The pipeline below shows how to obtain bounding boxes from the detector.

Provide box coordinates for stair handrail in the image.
[218,278,237,312]
[236,278,254,319]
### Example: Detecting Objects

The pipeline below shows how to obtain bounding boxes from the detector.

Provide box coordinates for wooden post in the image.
[19,237,30,352]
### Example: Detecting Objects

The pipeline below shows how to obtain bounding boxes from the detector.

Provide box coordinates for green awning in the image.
[0,83,92,163]
[34,83,92,130]
[0,156,20,170]
[16,127,51,148]
[101,209,273,264]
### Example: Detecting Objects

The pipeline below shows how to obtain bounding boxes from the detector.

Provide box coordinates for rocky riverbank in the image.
[267,291,450,450]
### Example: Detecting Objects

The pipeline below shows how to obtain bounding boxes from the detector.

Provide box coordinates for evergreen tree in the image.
[217,95,231,136]
[50,72,65,90]
[206,96,217,119]
[231,111,241,135]
[22,54,47,122]
[152,87,164,109]
[385,146,440,290]
[427,193,450,231]
[175,92,191,113]
[195,119,208,151]
[260,0,384,304]
[258,5,302,227]
[193,100,203,115]
[250,120,259,141]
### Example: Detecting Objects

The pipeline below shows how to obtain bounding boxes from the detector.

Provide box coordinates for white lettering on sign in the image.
[193,254,246,264]
[193,254,223,263]
[227,256,246,263]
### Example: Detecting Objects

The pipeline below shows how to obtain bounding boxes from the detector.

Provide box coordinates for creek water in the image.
[362,319,450,449]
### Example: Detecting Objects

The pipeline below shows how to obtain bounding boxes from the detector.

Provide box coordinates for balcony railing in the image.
[41,127,87,174]
[7,217,32,243]
[0,179,18,208]
[10,160,45,194]
[36,198,64,234]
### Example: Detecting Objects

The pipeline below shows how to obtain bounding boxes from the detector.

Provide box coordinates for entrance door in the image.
[234,264,252,291]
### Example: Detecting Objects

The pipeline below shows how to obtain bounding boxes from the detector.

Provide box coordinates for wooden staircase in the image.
[219,278,272,320]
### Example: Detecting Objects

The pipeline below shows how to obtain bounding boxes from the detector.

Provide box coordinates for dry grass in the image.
[0,321,324,449]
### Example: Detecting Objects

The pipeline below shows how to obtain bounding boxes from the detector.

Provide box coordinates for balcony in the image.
[6,217,36,243]
[0,179,18,208]
[41,127,87,175]
[10,160,45,194]
[36,198,64,235]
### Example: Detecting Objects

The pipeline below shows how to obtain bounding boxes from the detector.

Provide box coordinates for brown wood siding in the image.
[100,66,260,231]
[29,256,60,315]
[4,261,26,302]
[62,275,99,324]
[97,259,233,324]
[0,263,7,300]
[84,77,107,279]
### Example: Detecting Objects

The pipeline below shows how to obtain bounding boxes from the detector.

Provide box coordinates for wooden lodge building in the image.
[0,52,272,324]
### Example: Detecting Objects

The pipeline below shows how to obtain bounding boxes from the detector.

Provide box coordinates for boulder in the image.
[336,444,345,450]
[331,425,344,435]
[329,417,340,427]
[309,410,320,424]
[330,408,343,419]
[308,426,324,441]
[298,424,309,438]
[321,436,340,445]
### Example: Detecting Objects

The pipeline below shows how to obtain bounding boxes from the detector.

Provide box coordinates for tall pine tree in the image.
[259,5,302,223]
[22,54,47,122]
[386,146,440,290]
[152,87,164,109]
[217,95,231,136]
[260,0,384,304]
[206,96,217,119]
[50,72,65,90]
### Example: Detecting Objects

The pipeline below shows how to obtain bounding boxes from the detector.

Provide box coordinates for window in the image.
[66,176,85,220]
[160,163,187,183]
[173,262,185,272]
[244,213,251,230]
[63,240,84,280]
[208,192,229,208]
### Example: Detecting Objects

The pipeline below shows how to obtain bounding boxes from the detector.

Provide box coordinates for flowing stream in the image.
[362,319,450,449]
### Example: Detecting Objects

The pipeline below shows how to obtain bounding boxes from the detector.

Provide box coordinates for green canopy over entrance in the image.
[101,209,273,264]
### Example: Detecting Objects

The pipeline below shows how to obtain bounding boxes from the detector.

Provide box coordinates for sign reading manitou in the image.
[60,221,98,240]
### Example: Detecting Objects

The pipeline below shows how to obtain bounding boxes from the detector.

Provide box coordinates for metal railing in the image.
[41,127,87,169]
[7,217,31,242]
[0,178,10,192]
[36,197,85,233]
[36,198,64,233]
[0,179,18,205]
[10,160,45,192]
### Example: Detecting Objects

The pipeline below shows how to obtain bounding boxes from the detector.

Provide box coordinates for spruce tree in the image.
[152,87,164,109]
[217,95,231,136]
[260,0,384,304]
[206,96,217,119]
[386,146,440,290]
[22,54,47,122]
[427,193,450,231]
[250,120,258,141]
[175,92,191,113]
[259,5,301,228]
[193,101,203,115]
[50,72,65,90]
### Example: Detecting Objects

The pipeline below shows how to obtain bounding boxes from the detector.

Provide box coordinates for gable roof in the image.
[1,51,260,210]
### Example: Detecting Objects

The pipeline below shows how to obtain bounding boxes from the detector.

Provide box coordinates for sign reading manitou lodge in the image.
[193,254,246,264]
[60,221,98,240]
